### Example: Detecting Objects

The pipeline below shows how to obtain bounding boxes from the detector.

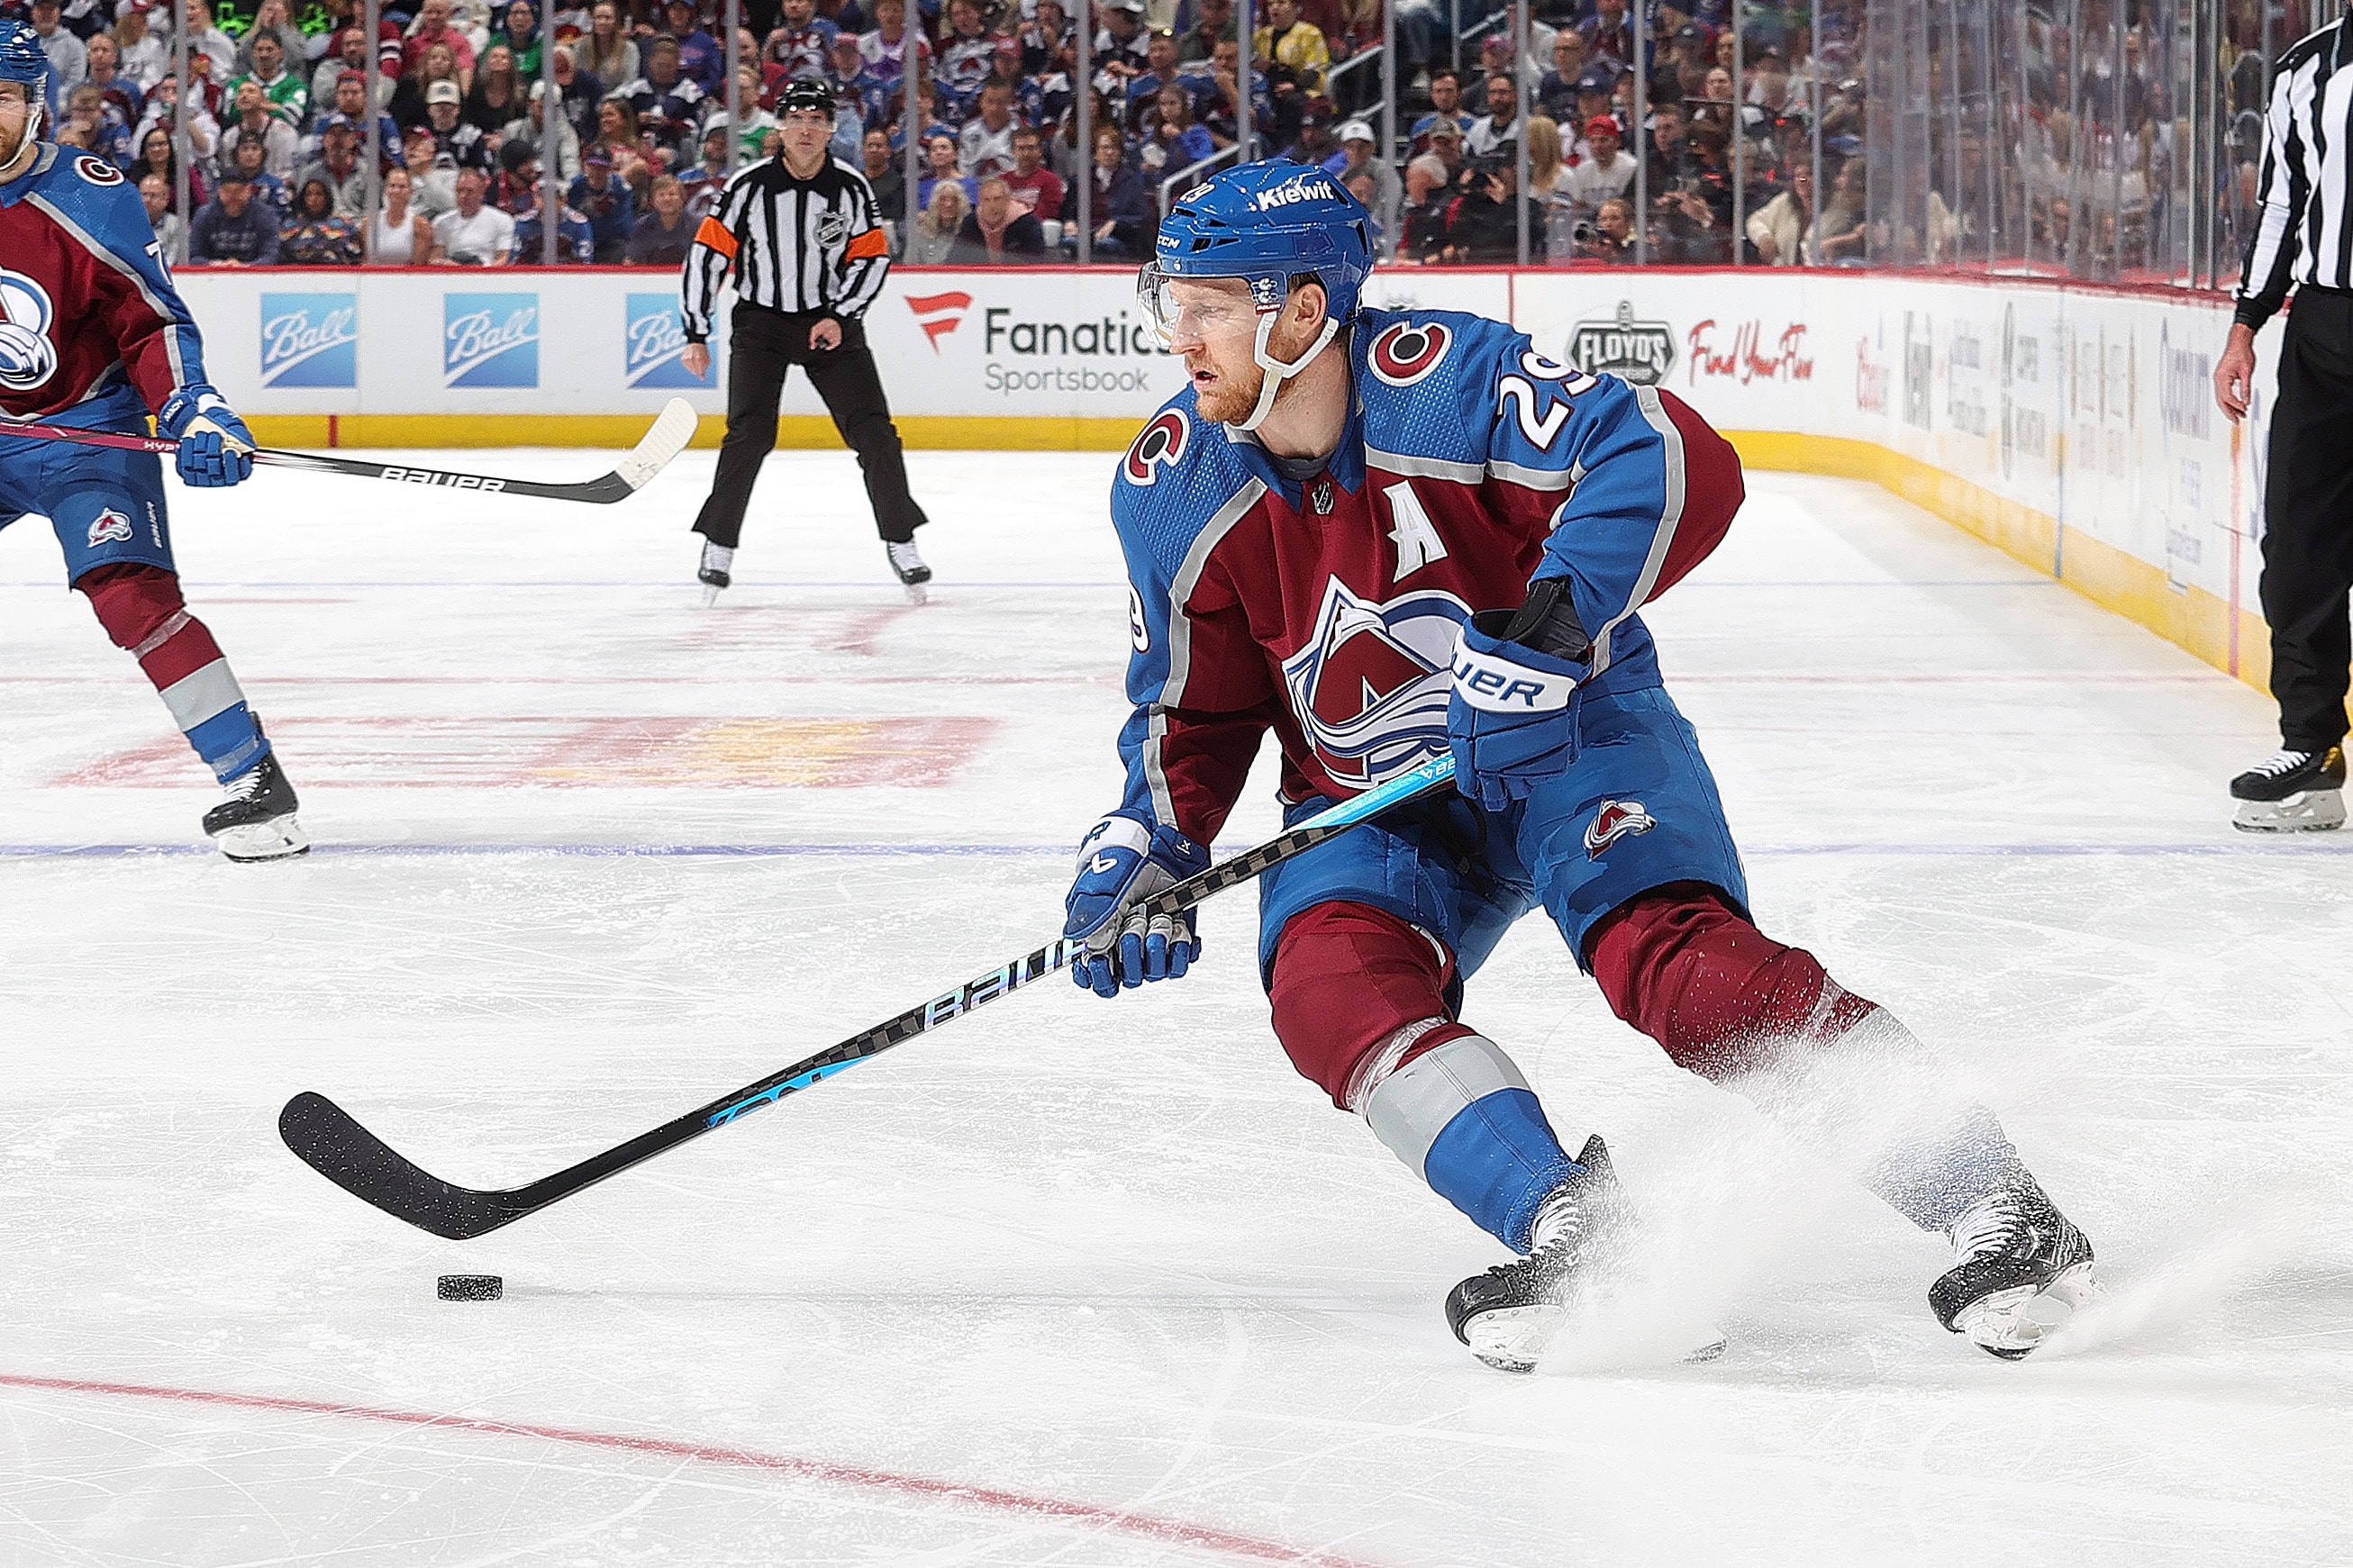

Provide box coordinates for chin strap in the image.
[1232,305,1342,433]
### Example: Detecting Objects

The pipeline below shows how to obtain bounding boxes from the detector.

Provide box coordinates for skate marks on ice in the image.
[2031,1192,2330,1360]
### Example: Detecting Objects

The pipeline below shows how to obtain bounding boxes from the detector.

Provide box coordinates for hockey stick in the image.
[0,398,699,505]
[279,753,1459,1240]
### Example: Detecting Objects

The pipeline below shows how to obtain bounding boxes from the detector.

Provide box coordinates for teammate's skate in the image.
[1930,1166,2098,1359]
[1443,1136,1724,1373]
[203,748,309,862]
[886,539,931,604]
[697,541,733,607]
[2229,745,2345,832]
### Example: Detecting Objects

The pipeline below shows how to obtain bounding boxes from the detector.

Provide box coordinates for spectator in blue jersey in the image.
[914,131,972,209]
[1140,79,1213,175]
[508,157,595,261]
[224,134,289,217]
[623,35,707,153]
[657,0,722,91]
[568,146,634,260]
[188,168,281,264]
[1124,28,1192,125]
[827,31,886,133]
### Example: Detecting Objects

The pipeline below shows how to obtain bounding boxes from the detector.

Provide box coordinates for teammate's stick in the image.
[279,754,1459,1240]
[3,398,699,505]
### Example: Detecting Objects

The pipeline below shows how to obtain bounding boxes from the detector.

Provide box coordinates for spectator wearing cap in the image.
[501,80,582,182]
[949,176,1046,265]
[829,32,888,135]
[1093,0,1150,82]
[1253,0,1328,98]
[1666,22,1713,104]
[568,147,636,261]
[422,77,492,170]
[627,172,695,264]
[1000,122,1062,222]
[1419,111,1464,183]
[221,81,299,178]
[1326,118,1397,213]
[228,31,307,129]
[28,0,86,94]
[1410,68,1471,151]
[295,113,371,216]
[1562,113,1633,211]
[658,0,724,92]
[624,35,709,154]
[1283,99,1337,168]
[399,124,458,219]
[188,168,282,265]
[764,0,838,81]
[1176,0,1234,66]
[114,1,169,95]
[1397,150,1450,262]
[431,165,515,263]
[509,158,596,262]
[403,0,478,81]
[1536,30,1585,121]
[1465,70,1520,159]
[393,38,465,129]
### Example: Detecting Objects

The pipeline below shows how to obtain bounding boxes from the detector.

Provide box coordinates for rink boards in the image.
[177,265,2270,692]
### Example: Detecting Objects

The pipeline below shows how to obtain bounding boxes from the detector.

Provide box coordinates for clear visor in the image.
[1138,262,1276,349]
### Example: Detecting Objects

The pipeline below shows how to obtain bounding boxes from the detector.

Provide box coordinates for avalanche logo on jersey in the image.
[87,508,135,547]
[1279,576,1469,789]
[0,269,60,394]
[1585,799,1656,859]
[1124,409,1188,485]
[1367,321,1452,387]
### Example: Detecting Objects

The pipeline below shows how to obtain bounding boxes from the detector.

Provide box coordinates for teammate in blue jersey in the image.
[0,21,304,861]
[1059,161,2101,1370]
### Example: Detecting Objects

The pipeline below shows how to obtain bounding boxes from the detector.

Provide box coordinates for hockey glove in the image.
[1447,576,1592,814]
[159,386,256,488]
[1062,815,1210,997]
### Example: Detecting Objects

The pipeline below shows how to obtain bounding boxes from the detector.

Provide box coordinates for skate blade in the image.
[2232,789,2344,832]
[1954,1261,2102,1359]
[213,814,311,863]
[901,582,928,606]
[1466,1303,1726,1374]
[700,584,722,608]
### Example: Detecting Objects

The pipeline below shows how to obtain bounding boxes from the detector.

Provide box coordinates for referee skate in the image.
[1,5,2343,1563]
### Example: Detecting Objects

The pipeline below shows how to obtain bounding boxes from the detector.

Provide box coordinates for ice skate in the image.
[1930,1167,2099,1359]
[1444,1136,1725,1373]
[2230,745,2345,832]
[696,540,734,607]
[886,539,931,604]
[203,749,309,863]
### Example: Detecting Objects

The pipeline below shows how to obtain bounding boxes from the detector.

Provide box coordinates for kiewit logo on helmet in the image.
[1585,799,1657,859]
[86,509,136,548]
[1254,176,1338,211]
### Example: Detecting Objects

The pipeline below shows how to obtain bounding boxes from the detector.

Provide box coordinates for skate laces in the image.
[2247,749,2314,779]
[1948,1187,2028,1264]
[222,764,267,802]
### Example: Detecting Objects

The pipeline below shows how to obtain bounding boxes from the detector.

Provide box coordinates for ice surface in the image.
[2,451,2348,1567]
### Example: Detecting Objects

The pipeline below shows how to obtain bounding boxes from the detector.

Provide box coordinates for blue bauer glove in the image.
[1447,576,1592,813]
[159,385,257,488]
[1062,815,1211,997]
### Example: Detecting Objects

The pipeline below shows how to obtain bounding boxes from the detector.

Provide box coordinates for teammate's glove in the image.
[1447,576,1592,813]
[159,386,256,488]
[1062,815,1210,997]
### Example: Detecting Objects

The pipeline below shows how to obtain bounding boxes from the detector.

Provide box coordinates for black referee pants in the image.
[2262,288,2353,750]
[692,304,928,549]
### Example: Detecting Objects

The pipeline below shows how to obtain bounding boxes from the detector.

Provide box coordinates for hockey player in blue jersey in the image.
[0,21,305,861]
[1059,162,2100,1370]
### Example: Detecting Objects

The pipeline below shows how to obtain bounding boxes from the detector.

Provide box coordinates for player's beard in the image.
[0,109,36,182]
[1191,355,1267,426]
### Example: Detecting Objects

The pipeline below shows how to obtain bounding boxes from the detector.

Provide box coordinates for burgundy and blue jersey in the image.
[1107,307,1741,847]
[0,140,206,434]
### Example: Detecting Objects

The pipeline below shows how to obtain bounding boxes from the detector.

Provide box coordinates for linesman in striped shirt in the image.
[681,78,933,604]
[2214,14,2350,832]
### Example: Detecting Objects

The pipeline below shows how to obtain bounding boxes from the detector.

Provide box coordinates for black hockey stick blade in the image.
[279,756,1458,1239]
[5,399,700,505]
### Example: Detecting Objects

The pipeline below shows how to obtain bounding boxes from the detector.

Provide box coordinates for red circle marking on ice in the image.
[0,1372,1379,1567]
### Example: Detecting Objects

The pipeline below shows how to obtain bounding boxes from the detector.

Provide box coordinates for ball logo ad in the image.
[259,293,359,389]
[443,293,540,389]
[623,294,713,390]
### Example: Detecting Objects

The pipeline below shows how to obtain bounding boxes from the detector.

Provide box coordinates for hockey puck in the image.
[436,1274,503,1301]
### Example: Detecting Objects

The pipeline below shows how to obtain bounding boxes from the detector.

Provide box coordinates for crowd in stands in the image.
[14,0,1870,267]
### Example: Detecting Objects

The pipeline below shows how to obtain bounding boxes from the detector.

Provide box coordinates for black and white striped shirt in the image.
[2239,18,2353,328]
[680,157,891,341]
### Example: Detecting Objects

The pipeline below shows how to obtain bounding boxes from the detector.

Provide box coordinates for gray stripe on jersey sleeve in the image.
[1362,1035,1532,1178]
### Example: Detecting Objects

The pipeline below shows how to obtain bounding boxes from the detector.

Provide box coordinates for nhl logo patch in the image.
[1585,799,1657,859]
[816,212,851,247]
[1309,477,1334,514]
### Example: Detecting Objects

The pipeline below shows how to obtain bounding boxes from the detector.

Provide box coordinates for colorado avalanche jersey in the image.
[1109,307,1737,845]
[0,142,208,433]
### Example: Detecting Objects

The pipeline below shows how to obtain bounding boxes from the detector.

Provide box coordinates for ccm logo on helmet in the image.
[1124,409,1188,485]
[1369,322,1452,387]
[1254,175,1339,211]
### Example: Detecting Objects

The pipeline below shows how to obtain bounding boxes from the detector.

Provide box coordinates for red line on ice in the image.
[0,1372,1376,1568]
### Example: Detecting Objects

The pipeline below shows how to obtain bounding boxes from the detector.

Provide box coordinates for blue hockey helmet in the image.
[0,20,46,101]
[1140,159,1376,431]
